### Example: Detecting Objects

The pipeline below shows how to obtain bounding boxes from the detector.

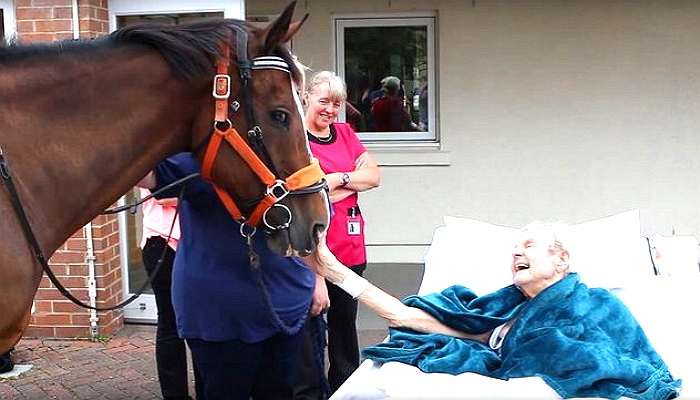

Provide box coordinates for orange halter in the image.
[200,44,325,233]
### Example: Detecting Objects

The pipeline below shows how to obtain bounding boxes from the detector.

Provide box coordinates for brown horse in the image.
[0,2,328,354]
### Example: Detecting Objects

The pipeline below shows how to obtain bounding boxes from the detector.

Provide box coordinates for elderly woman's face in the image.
[511,230,568,298]
[304,83,342,130]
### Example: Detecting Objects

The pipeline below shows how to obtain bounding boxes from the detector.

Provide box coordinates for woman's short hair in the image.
[380,76,401,95]
[307,70,347,102]
[520,221,569,254]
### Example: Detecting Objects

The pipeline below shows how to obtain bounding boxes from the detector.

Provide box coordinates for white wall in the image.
[249,0,700,263]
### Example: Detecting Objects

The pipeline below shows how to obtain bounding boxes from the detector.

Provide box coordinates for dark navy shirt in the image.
[154,153,314,343]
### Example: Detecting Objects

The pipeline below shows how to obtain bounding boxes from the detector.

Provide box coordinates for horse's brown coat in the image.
[0,1,327,354]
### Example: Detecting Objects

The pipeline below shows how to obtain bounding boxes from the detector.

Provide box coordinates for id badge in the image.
[347,216,361,236]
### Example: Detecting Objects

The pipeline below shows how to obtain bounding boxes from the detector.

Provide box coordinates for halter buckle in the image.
[213,74,231,100]
[267,180,289,202]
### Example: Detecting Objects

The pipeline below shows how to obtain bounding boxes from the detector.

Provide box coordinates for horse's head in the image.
[193,2,329,256]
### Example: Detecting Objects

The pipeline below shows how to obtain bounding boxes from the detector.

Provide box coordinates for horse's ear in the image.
[261,1,309,52]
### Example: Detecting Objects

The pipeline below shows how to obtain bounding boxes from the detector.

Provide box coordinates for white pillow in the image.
[565,209,649,289]
[420,225,515,296]
[422,210,649,296]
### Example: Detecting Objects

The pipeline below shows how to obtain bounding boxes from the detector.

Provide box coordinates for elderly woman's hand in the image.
[301,232,347,285]
[309,275,330,316]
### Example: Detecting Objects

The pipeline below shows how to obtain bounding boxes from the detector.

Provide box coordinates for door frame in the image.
[0,0,16,41]
[111,0,244,323]
[108,0,244,31]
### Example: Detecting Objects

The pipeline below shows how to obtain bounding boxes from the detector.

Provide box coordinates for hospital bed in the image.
[331,210,700,399]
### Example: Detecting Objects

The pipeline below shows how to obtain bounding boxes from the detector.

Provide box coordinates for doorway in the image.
[111,0,242,323]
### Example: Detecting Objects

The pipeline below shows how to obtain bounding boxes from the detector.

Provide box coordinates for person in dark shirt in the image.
[139,153,323,400]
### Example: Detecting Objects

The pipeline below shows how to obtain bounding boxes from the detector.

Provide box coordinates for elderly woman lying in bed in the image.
[305,222,681,400]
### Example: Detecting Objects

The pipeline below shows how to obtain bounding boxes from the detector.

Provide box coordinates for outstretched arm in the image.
[302,237,486,340]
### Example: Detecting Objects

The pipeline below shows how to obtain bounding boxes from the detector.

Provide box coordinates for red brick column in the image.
[16,1,124,339]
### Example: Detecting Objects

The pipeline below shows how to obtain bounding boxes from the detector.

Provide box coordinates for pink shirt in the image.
[308,123,368,266]
[139,188,180,250]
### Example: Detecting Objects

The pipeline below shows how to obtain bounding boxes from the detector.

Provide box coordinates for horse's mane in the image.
[0,19,302,84]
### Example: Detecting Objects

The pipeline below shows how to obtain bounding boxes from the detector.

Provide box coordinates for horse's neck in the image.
[0,48,208,255]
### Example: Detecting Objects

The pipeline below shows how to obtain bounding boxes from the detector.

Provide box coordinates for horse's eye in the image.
[270,110,289,126]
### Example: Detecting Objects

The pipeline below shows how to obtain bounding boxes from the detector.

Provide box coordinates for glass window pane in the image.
[337,16,435,142]
[116,12,223,28]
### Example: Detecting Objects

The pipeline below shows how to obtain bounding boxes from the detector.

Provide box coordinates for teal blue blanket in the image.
[363,274,681,400]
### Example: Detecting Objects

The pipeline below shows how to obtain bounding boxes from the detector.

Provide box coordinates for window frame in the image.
[0,0,16,43]
[334,12,438,144]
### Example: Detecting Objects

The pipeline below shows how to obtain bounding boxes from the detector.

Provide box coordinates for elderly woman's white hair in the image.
[306,70,347,102]
[520,221,571,260]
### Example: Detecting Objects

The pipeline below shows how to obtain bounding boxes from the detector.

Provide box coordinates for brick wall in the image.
[15,0,108,42]
[14,0,125,339]
[26,215,124,339]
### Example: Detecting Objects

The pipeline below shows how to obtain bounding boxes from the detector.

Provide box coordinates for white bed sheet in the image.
[332,215,699,400]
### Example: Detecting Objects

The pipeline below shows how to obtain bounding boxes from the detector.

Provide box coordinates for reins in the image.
[102,173,200,215]
[0,145,181,311]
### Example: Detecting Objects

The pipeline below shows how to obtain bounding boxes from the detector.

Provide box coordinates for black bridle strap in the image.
[230,24,279,177]
[0,145,183,311]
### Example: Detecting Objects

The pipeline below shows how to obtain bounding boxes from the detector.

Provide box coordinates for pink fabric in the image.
[139,188,180,250]
[309,123,368,266]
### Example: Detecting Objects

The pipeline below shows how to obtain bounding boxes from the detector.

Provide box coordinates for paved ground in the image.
[0,325,164,400]
[0,324,388,400]
[0,263,422,400]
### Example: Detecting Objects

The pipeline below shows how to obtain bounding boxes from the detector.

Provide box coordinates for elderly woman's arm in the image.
[303,237,487,341]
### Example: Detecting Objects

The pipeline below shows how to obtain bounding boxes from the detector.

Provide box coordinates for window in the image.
[335,14,436,143]
[116,12,223,27]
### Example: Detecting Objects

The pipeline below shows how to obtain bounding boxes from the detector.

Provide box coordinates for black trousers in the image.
[293,263,366,400]
[187,331,304,400]
[142,236,203,400]
[0,350,13,373]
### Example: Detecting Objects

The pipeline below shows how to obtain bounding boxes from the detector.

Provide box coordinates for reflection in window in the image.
[336,15,435,142]
[117,12,223,28]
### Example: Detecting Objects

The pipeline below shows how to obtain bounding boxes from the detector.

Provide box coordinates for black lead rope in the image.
[246,233,308,335]
[0,145,185,311]
[309,314,331,399]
